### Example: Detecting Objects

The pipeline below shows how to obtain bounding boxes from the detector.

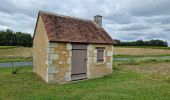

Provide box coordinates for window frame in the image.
[96,47,105,62]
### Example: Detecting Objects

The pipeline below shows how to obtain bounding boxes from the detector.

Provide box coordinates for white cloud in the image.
[0,25,9,30]
[0,0,170,46]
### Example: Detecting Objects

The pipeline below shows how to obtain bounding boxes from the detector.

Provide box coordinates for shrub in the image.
[11,62,22,74]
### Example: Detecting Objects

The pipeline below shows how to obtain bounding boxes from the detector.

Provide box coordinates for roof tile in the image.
[40,11,114,44]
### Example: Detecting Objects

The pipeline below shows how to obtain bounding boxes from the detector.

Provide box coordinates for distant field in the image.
[0,46,170,62]
[113,47,170,56]
[0,46,19,49]
[0,46,32,62]
[115,46,170,50]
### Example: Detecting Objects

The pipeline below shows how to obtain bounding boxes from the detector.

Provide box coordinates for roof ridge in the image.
[39,10,92,22]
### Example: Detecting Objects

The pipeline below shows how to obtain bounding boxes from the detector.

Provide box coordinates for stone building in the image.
[33,11,115,84]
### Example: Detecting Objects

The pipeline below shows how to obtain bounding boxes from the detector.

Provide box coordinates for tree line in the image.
[0,29,32,47]
[114,39,168,47]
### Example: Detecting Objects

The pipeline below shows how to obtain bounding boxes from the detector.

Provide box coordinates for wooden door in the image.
[71,44,87,81]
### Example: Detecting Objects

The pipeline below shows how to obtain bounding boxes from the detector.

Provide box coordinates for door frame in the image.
[71,43,88,81]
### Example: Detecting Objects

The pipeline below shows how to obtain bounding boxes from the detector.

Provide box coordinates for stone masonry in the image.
[45,43,113,83]
[33,16,49,81]
[45,42,72,83]
[87,44,113,79]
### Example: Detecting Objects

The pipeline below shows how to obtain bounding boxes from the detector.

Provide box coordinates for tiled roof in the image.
[39,11,115,44]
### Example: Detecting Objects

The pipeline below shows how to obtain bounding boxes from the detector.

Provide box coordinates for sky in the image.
[0,0,170,45]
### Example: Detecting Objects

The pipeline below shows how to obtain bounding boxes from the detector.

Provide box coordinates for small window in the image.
[96,47,105,62]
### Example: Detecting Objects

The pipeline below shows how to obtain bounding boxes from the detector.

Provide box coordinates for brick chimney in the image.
[94,15,102,27]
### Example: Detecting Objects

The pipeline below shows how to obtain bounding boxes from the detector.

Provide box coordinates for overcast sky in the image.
[0,0,170,45]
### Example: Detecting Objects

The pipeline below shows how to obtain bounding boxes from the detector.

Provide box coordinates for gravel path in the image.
[0,62,32,68]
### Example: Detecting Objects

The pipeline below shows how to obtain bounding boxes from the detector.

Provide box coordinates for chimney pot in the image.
[94,15,102,27]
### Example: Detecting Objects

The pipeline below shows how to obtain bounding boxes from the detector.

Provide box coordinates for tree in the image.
[16,32,33,47]
[114,39,168,47]
[0,29,33,47]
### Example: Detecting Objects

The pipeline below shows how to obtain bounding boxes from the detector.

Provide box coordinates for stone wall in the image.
[46,42,72,83]
[33,16,49,81]
[87,44,113,79]
[34,32,113,84]
[45,43,113,83]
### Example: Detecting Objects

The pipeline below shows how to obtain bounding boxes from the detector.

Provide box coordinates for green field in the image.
[0,65,170,100]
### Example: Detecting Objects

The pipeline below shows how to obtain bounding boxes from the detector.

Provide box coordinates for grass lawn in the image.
[0,58,32,63]
[113,60,170,81]
[0,66,170,100]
